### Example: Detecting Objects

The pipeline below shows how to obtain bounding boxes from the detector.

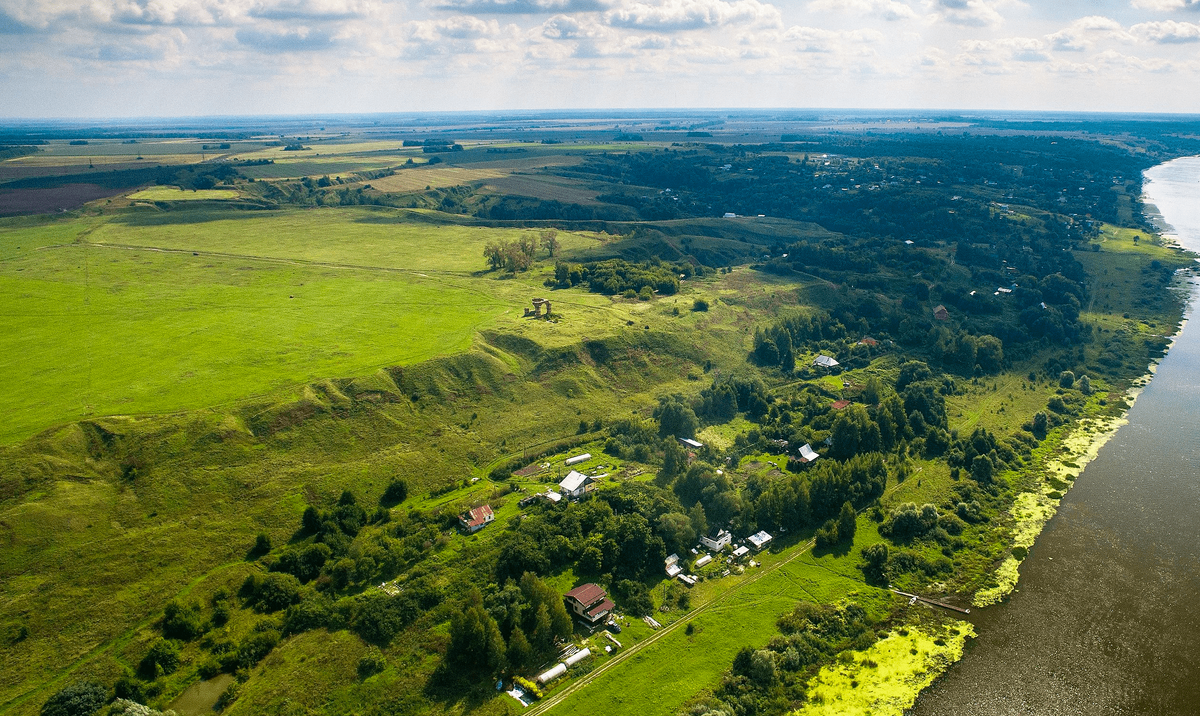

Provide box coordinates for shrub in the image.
[138,638,180,678]
[381,479,409,506]
[814,520,839,549]
[1012,546,1029,560]
[253,573,304,612]
[41,681,107,716]
[357,646,387,679]
[1058,371,1075,389]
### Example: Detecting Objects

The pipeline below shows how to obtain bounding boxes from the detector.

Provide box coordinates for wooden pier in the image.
[890,588,971,615]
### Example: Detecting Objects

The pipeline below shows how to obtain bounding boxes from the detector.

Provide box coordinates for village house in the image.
[831,399,851,410]
[701,528,732,552]
[564,583,614,625]
[559,470,594,500]
[934,305,950,321]
[459,505,494,534]
[665,553,683,578]
[813,355,839,368]
[747,530,773,551]
[797,443,820,464]
[677,437,703,450]
[857,336,878,347]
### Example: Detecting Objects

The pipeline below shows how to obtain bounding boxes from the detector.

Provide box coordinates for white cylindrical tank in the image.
[537,663,567,684]
[564,648,591,666]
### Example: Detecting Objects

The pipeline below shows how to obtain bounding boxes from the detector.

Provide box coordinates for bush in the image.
[358,646,387,679]
[814,520,839,549]
[41,681,107,716]
[253,572,304,612]
[381,479,409,506]
[692,298,709,312]
[138,638,180,678]
[1058,371,1075,389]
[161,600,206,640]
[1012,546,1029,560]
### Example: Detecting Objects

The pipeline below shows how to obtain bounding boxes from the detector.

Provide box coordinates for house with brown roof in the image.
[458,505,494,534]
[564,583,614,625]
[934,305,950,321]
[857,336,878,347]
[831,399,851,410]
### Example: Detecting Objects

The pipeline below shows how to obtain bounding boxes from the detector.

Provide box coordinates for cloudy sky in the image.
[1,0,1199,117]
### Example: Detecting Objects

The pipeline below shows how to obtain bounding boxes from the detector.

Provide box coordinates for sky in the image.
[2,0,1200,117]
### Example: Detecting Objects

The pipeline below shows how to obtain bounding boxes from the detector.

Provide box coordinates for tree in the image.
[252,532,272,555]
[749,649,777,685]
[484,242,505,270]
[654,397,698,439]
[656,512,696,555]
[381,479,408,506]
[1032,411,1048,439]
[540,230,560,257]
[658,439,686,486]
[971,454,994,483]
[862,542,890,584]
[41,681,107,716]
[301,506,322,533]
[507,626,533,672]
[688,503,708,540]
[531,603,554,655]
[976,335,1004,373]
[862,376,882,406]
[1077,374,1092,395]
[139,638,181,678]
[837,501,857,543]
[1059,370,1075,389]
[446,591,506,674]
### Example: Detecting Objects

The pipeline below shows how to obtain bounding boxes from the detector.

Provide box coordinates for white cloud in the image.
[781,24,882,53]
[1046,16,1132,52]
[427,0,609,15]
[1095,48,1176,71]
[604,0,781,32]
[248,0,372,20]
[1130,0,1199,11]
[1132,20,1200,43]
[924,0,1006,28]
[807,0,917,22]
[540,13,604,38]
[961,36,1048,62]
[236,24,337,50]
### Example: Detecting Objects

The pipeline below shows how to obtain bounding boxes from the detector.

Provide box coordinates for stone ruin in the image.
[524,297,552,318]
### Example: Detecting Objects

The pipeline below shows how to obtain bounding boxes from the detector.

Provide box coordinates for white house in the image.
[798,443,820,464]
[731,546,750,561]
[747,530,773,551]
[678,437,704,450]
[813,355,840,368]
[701,529,732,552]
[559,470,593,500]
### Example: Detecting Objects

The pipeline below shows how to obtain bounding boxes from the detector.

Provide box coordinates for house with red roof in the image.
[564,583,614,625]
[458,504,495,534]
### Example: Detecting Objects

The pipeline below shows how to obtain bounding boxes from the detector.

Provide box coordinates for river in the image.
[911,156,1200,715]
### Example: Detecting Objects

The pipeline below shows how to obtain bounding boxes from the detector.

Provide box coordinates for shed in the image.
[731,546,750,560]
[678,437,704,450]
[694,554,713,568]
[678,574,697,586]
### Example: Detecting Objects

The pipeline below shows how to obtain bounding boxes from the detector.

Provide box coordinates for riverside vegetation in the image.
[1,113,1197,716]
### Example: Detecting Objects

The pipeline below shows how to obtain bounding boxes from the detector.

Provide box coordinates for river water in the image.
[911,157,1200,716]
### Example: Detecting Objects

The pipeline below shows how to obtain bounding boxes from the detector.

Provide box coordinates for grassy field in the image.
[0,205,654,443]
[128,187,241,201]
[361,168,509,193]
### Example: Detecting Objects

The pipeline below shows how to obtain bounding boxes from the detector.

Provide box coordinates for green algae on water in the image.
[794,623,975,716]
